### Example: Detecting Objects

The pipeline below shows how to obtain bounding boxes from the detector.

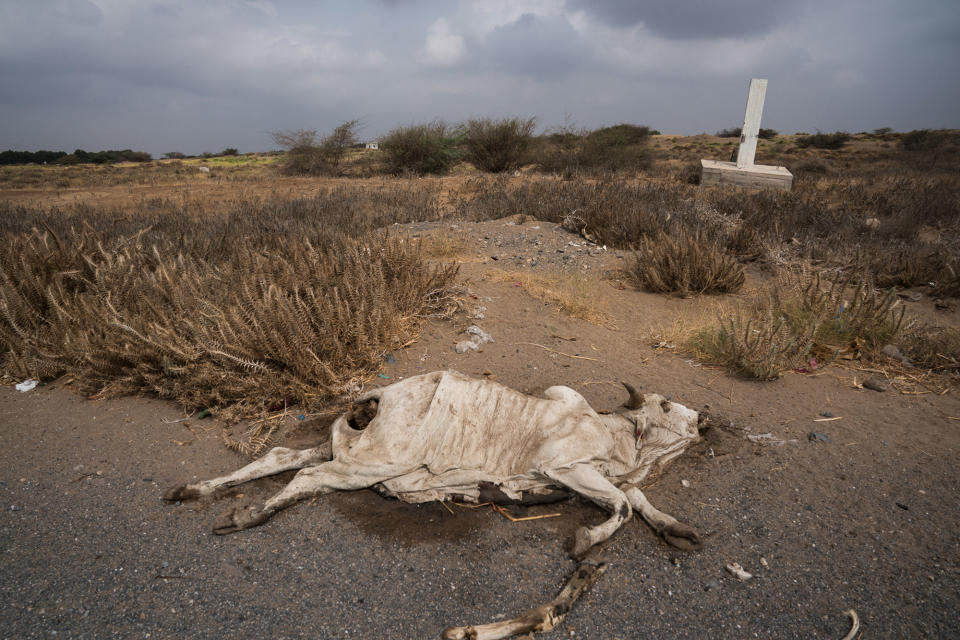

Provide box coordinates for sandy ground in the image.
[2,215,959,639]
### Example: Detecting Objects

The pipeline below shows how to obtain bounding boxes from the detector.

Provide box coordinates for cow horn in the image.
[622,382,644,410]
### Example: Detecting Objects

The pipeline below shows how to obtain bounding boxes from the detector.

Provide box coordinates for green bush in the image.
[220,148,239,156]
[795,131,851,149]
[380,121,462,175]
[901,129,947,151]
[463,117,536,172]
[717,127,777,139]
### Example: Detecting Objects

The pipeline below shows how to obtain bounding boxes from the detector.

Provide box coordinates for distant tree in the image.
[873,127,894,135]
[220,148,239,156]
[272,120,361,175]
[164,152,187,159]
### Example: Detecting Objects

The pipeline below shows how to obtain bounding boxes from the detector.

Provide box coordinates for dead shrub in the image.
[272,121,360,176]
[902,325,960,373]
[627,228,745,296]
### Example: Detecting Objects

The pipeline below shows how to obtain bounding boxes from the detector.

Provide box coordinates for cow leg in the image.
[162,442,332,502]
[544,464,632,558]
[623,486,702,551]
[211,460,389,535]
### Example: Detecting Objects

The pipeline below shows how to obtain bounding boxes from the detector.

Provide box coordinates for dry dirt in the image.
[2,207,959,639]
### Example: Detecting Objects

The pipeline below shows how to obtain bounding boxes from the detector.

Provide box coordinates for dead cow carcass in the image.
[164,370,703,637]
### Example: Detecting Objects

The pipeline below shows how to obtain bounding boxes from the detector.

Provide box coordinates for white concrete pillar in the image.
[736,78,767,169]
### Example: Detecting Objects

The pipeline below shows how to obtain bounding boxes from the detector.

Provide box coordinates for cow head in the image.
[620,383,699,466]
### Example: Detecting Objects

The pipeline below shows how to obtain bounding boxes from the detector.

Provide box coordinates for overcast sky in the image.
[1,0,958,156]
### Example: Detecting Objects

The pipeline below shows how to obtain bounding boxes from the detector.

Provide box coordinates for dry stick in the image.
[694,382,731,400]
[514,342,599,361]
[813,417,843,422]
[441,562,608,640]
[840,609,860,640]
[491,503,561,523]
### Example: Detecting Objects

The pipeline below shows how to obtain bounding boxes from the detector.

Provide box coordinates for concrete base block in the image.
[700,159,793,191]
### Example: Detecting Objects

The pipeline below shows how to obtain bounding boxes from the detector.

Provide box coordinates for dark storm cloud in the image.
[475,13,594,79]
[0,1,957,155]
[567,0,798,39]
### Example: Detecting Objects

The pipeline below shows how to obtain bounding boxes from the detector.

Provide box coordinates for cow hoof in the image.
[441,626,477,640]
[569,526,593,559]
[212,506,271,535]
[163,484,200,501]
[662,523,702,551]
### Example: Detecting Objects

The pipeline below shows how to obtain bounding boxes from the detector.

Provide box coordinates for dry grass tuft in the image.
[627,227,745,296]
[485,269,615,328]
[417,228,471,259]
[0,194,458,453]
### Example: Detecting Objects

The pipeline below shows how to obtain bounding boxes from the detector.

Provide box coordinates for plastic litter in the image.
[454,325,494,353]
[15,380,39,393]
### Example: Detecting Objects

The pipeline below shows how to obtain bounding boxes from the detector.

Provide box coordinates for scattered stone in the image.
[820,410,834,418]
[681,479,690,488]
[808,432,831,443]
[725,562,753,581]
[896,502,909,511]
[759,557,769,568]
[881,344,911,365]
[896,291,922,302]
[863,376,889,392]
[704,579,720,591]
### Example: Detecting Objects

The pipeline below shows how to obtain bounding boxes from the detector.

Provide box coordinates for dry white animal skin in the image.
[725,562,753,581]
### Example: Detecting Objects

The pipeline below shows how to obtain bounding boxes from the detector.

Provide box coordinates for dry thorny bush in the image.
[689,268,905,380]
[627,227,745,296]
[0,190,458,452]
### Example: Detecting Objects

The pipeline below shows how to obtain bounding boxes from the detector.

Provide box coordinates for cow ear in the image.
[622,382,644,410]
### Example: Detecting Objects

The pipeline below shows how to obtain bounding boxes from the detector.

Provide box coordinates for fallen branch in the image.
[441,562,607,640]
